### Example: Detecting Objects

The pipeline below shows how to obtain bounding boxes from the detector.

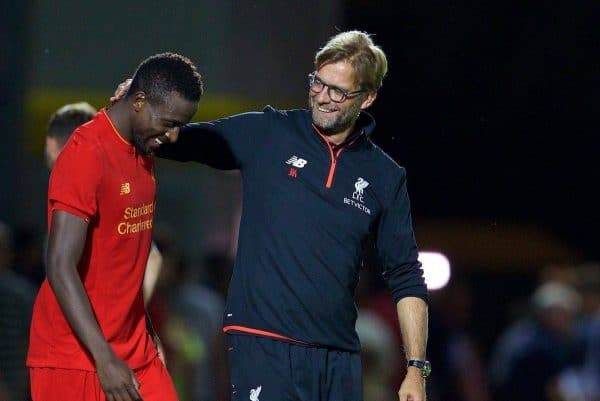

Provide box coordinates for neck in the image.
[319,120,357,145]
[326,129,352,145]
[106,101,132,142]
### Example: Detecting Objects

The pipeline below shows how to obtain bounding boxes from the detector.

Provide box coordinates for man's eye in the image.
[332,88,345,97]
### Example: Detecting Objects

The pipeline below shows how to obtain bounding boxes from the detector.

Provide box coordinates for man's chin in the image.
[313,119,345,137]
[312,114,335,133]
[134,143,153,156]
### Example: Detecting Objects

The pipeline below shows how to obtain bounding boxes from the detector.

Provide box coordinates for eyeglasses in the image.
[308,72,365,103]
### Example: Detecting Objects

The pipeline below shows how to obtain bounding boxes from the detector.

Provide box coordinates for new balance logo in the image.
[285,155,308,168]
[249,385,262,401]
[120,183,131,195]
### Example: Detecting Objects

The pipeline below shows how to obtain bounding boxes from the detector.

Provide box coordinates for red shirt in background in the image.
[27,109,158,370]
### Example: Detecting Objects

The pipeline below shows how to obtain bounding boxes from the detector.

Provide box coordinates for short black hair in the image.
[127,52,203,104]
[47,102,97,145]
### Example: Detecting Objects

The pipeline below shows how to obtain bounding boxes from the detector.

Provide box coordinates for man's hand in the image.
[398,367,426,401]
[110,78,132,104]
[95,351,143,401]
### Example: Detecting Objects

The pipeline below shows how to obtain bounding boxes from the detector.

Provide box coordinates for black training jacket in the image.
[157,106,427,352]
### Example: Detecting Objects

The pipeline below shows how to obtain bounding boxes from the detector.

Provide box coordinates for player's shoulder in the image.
[262,105,310,121]
[368,141,407,179]
[57,114,105,165]
[65,114,104,151]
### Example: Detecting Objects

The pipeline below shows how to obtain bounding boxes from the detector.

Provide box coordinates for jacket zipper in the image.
[324,142,344,188]
[313,124,363,189]
[313,124,345,188]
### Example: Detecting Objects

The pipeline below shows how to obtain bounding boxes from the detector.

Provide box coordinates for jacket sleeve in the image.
[376,167,429,304]
[156,111,270,170]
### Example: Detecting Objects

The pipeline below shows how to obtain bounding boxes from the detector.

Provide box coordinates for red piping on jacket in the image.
[223,325,309,345]
[312,124,362,188]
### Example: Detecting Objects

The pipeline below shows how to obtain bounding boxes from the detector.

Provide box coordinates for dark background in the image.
[349,1,598,259]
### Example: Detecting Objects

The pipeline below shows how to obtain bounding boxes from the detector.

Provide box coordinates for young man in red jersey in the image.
[27,53,202,401]
[45,101,164,306]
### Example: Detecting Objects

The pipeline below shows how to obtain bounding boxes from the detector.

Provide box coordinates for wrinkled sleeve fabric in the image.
[156,110,271,170]
[376,167,428,304]
[48,134,102,222]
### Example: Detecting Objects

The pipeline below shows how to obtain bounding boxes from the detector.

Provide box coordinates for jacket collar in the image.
[308,110,377,151]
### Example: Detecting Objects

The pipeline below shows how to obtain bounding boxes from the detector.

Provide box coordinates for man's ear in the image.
[132,92,147,112]
[360,91,377,110]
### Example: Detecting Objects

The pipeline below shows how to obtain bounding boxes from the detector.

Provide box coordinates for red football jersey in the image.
[27,109,158,370]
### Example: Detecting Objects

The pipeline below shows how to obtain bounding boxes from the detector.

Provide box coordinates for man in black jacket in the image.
[115,30,429,401]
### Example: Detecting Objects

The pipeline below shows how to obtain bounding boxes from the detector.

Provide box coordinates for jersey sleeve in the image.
[376,168,429,304]
[156,109,273,170]
[48,133,103,222]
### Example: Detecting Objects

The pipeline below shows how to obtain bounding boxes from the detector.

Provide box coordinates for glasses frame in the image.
[308,72,366,103]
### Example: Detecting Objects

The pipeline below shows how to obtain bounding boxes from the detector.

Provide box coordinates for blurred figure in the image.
[165,254,228,401]
[356,309,399,401]
[490,280,582,401]
[577,263,600,400]
[147,230,230,401]
[45,102,96,169]
[580,311,600,400]
[428,279,491,401]
[574,262,600,346]
[12,225,45,289]
[556,262,600,400]
[0,220,36,401]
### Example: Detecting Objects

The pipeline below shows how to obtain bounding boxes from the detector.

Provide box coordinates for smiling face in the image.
[309,61,376,140]
[130,91,198,155]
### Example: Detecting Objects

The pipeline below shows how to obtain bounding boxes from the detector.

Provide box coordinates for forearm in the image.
[46,211,113,363]
[47,261,112,361]
[396,296,428,360]
[142,242,162,306]
[156,123,238,169]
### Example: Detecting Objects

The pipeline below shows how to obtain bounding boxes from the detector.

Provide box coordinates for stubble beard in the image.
[132,130,152,156]
[309,97,362,136]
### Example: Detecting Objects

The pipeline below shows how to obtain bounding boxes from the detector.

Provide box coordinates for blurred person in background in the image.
[13,225,46,289]
[355,308,399,401]
[27,53,202,401]
[579,309,600,400]
[489,280,582,401]
[0,220,36,401]
[147,228,229,401]
[113,30,429,401]
[428,279,491,401]
[573,262,600,347]
[45,101,163,305]
[45,102,97,169]
[556,262,600,400]
[577,262,600,400]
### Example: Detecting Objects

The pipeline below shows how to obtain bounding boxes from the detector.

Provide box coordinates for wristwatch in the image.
[407,359,431,378]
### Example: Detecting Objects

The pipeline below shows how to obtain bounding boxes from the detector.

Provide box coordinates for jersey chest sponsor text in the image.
[104,175,155,236]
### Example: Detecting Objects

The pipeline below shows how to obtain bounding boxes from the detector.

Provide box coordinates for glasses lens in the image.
[329,88,346,102]
[310,77,324,93]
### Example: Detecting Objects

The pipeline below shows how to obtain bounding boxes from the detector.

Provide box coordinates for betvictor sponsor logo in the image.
[344,177,371,215]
